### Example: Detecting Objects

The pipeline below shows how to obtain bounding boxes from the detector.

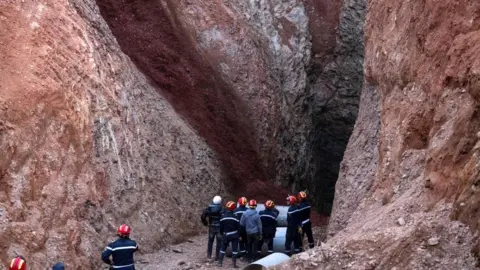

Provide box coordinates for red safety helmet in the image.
[248,199,257,208]
[117,224,131,237]
[9,256,26,270]
[226,201,236,211]
[286,195,297,205]
[298,191,307,201]
[265,200,275,209]
[238,197,248,206]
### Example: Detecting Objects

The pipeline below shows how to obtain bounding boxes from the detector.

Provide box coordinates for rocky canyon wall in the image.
[0,1,226,268]
[286,0,480,268]
[304,0,367,214]
[0,0,355,268]
[95,0,318,199]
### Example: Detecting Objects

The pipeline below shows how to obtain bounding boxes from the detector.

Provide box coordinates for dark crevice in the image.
[302,0,368,215]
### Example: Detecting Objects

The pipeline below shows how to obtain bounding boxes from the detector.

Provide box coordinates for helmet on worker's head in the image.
[226,201,236,211]
[213,195,222,204]
[286,195,297,205]
[265,200,275,209]
[298,191,307,201]
[117,224,131,238]
[238,197,248,206]
[248,199,257,209]
[9,256,26,270]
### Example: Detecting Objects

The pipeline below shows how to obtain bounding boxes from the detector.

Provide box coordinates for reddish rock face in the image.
[0,1,227,268]
[0,0,346,268]
[324,0,480,268]
[95,0,347,205]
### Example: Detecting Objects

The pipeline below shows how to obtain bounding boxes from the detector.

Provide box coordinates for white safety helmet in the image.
[213,195,222,204]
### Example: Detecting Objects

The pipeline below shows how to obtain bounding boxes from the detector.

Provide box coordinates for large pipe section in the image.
[242,252,291,270]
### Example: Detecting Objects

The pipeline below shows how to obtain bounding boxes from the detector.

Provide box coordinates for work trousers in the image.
[207,227,222,259]
[302,221,314,249]
[220,233,239,257]
[258,233,275,256]
[246,233,259,262]
[285,227,301,255]
[238,228,247,256]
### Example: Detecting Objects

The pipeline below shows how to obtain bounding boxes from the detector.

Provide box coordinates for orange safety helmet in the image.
[298,191,307,201]
[226,201,236,211]
[9,256,26,270]
[248,199,257,208]
[265,200,275,209]
[286,195,297,205]
[117,224,131,237]
[238,197,248,206]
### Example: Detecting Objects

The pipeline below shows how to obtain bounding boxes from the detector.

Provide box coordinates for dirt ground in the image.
[133,227,326,270]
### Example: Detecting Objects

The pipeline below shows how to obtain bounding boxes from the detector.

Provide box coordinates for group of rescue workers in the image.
[6,191,313,270]
[201,191,314,268]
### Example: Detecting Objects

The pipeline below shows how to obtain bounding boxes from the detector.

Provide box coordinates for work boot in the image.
[217,253,224,267]
[232,256,239,268]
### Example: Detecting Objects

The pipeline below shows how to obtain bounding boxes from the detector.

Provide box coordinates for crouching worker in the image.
[102,224,138,269]
[258,200,278,257]
[218,201,240,268]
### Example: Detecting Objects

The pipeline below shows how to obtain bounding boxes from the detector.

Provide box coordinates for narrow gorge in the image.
[1,0,479,269]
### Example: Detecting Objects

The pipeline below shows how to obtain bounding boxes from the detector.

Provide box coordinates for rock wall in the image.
[0,1,226,268]
[305,0,367,214]
[319,0,480,268]
[95,0,320,199]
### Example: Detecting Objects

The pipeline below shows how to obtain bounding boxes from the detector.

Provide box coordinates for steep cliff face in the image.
[95,0,319,198]
[305,0,366,214]
[0,1,226,268]
[307,0,480,268]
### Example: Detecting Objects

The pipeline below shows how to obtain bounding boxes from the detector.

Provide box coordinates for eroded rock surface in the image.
[0,1,225,268]
[0,0,352,268]
[95,0,318,198]
[312,0,480,268]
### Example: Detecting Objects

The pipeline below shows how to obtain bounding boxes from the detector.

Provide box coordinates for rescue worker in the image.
[218,201,241,268]
[258,200,278,257]
[234,196,248,258]
[298,191,315,249]
[101,224,139,269]
[285,195,302,256]
[201,195,223,261]
[9,256,26,270]
[52,262,65,270]
[239,199,262,263]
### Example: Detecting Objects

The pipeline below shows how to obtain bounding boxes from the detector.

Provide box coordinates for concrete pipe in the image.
[242,252,291,270]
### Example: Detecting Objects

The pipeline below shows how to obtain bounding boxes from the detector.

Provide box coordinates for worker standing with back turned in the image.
[285,195,302,256]
[298,191,315,249]
[201,195,224,262]
[258,200,278,257]
[234,196,248,258]
[239,199,262,263]
[101,224,139,270]
[218,201,241,268]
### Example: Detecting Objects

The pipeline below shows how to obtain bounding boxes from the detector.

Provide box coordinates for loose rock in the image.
[428,237,440,246]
